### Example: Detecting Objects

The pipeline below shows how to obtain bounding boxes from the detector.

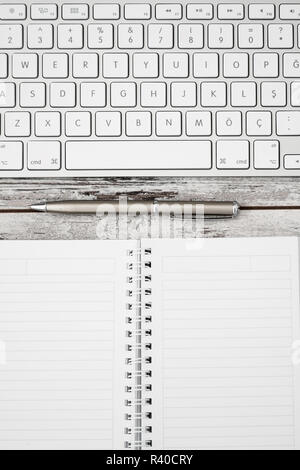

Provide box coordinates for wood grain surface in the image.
[0,177,300,240]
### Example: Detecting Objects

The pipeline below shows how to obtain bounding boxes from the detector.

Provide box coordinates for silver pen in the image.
[31,200,240,219]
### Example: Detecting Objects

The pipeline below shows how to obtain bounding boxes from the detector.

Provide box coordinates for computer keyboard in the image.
[0,0,300,177]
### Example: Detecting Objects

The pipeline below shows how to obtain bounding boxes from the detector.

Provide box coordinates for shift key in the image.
[0,141,23,170]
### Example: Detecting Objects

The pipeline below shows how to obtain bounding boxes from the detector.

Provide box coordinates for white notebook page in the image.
[0,240,135,450]
[145,238,300,450]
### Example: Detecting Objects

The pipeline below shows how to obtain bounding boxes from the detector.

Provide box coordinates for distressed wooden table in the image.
[0,177,299,240]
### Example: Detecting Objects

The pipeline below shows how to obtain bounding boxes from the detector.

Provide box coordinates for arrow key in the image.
[284,154,300,169]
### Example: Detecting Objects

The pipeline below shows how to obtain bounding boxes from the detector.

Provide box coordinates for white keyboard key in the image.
[261,82,287,107]
[0,83,16,108]
[223,53,249,78]
[126,111,152,136]
[187,4,213,20]
[156,111,182,136]
[65,112,91,137]
[193,53,219,78]
[31,4,58,20]
[102,53,129,78]
[186,111,212,136]
[58,24,83,49]
[0,4,26,20]
[12,54,38,78]
[249,4,275,20]
[43,53,69,78]
[253,53,279,78]
[218,4,244,20]
[208,24,234,49]
[111,82,137,108]
[93,4,120,20]
[284,155,300,169]
[280,4,300,20]
[73,53,98,78]
[216,111,242,136]
[171,82,197,107]
[0,54,8,78]
[118,24,144,49]
[80,82,106,108]
[201,82,226,107]
[178,24,204,49]
[238,24,264,49]
[254,140,279,169]
[124,4,151,20]
[20,83,46,108]
[0,24,23,49]
[163,53,189,78]
[66,141,212,170]
[50,82,76,108]
[217,140,250,169]
[27,141,61,170]
[268,24,294,49]
[35,111,61,137]
[246,111,272,136]
[0,141,23,171]
[231,82,256,107]
[88,24,114,49]
[141,82,167,107]
[156,4,182,20]
[96,112,121,137]
[28,24,54,49]
[148,24,174,49]
[283,54,300,78]
[62,4,89,20]
[277,111,300,136]
[291,82,300,107]
[5,112,31,137]
[133,53,159,78]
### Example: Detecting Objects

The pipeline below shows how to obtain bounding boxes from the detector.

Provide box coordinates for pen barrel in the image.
[154,201,239,218]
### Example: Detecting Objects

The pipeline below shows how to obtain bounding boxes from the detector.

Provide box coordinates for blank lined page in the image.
[0,240,135,450]
[145,238,300,450]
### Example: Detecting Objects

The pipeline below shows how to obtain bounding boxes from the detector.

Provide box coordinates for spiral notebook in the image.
[0,237,299,450]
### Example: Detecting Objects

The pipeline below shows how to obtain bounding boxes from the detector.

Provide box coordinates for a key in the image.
[65,112,91,137]
[217,140,250,169]
[5,112,31,137]
[27,141,61,171]
[193,53,219,78]
[201,82,227,107]
[28,24,54,49]
[171,82,197,107]
[73,53,99,78]
[284,155,300,169]
[31,4,58,20]
[0,4,26,20]
[246,111,272,136]
[0,24,23,49]
[291,82,300,107]
[43,53,69,78]
[95,111,122,136]
[80,82,106,107]
[140,82,167,107]
[208,24,234,49]
[124,4,151,20]
[238,24,264,49]
[126,111,152,137]
[93,4,120,20]
[268,24,294,49]
[62,4,89,20]
[280,4,300,20]
[88,24,114,49]
[216,111,242,136]
[156,4,182,20]
[249,4,275,20]
[12,54,38,79]
[133,53,159,78]
[102,53,129,78]
[0,141,23,171]
[118,24,144,49]
[218,4,244,20]
[0,83,16,108]
[186,111,212,136]
[35,111,61,137]
[110,82,137,107]
[148,24,174,49]
[163,53,189,78]
[283,54,300,78]
[223,53,249,78]
[253,53,279,78]
[277,111,300,135]
[261,82,287,107]
[231,82,257,107]
[156,111,182,136]
[246,110,272,137]
[58,24,84,49]
[186,4,213,20]
[50,82,76,108]
[20,83,46,108]
[254,140,279,169]
[178,25,204,49]
[0,54,8,79]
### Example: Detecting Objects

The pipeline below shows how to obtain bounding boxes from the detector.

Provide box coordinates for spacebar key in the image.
[66,141,212,170]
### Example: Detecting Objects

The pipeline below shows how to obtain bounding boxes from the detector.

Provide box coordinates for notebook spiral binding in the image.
[124,247,153,450]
